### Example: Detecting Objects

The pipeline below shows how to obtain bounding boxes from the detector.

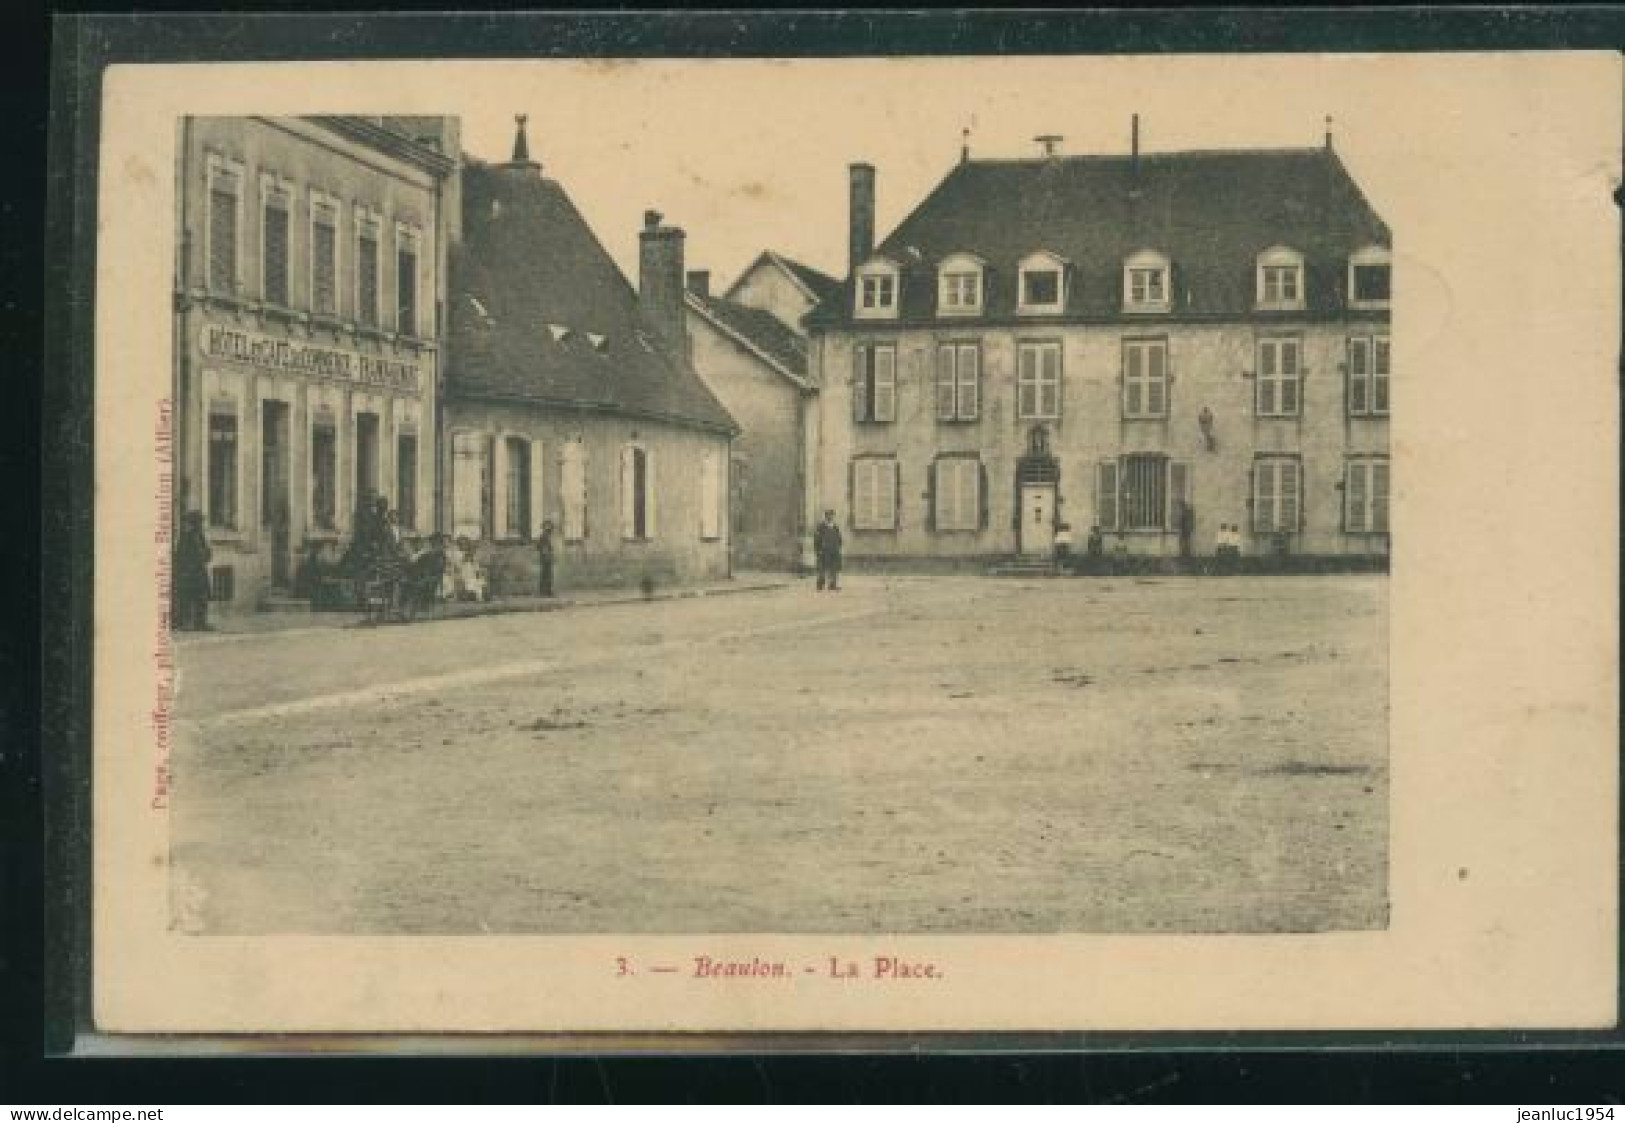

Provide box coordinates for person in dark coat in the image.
[1177,499,1196,560]
[812,509,843,591]
[173,510,213,630]
[536,519,556,597]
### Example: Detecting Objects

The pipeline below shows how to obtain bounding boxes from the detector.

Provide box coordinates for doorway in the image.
[1020,483,1056,557]
[260,400,291,588]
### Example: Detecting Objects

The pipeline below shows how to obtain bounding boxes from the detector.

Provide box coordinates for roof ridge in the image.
[964,145,1330,165]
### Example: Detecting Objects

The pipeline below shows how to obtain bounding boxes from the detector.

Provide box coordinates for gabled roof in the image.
[811,146,1390,325]
[446,160,737,434]
[727,249,843,310]
[687,291,812,390]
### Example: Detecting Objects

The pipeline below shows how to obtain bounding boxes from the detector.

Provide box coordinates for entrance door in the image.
[260,400,291,588]
[1020,483,1055,557]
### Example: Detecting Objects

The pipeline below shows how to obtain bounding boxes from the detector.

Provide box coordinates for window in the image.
[206,405,239,530]
[1017,341,1061,419]
[1256,336,1302,417]
[1256,246,1306,310]
[1252,457,1302,533]
[261,180,291,307]
[396,224,420,336]
[356,211,381,328]
[932,457,982,532]
[1348,334,1390,416]
[451,431,488,540]
[561,441,587,541]
[854,261,899,319]
[1123,249,1171,313]
[937,253,985,317]
[206,157,241,294]
[1345,457,1390,534]
[700,449,723,540]
[851,457,899,531]
[310,196,339,317]
[1122,337,1169,419]
[503,436,531,538]
[935,343,980,421]
[852,343,897,423]
[1348,246,1392,309]
[311,410,337,531]
[1095,455,1188,531]
[354,412,380,509]
[396,431,417,530]
[621,444,656,540]
[1017,252,1066,314]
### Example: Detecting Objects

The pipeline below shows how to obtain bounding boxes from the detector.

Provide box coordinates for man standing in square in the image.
[536,519,556,598]
[813,509,842,592]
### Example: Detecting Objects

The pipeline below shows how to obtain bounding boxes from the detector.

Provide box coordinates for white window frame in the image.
[932,455,981,533]
[1252,456,1303,534]
[1255,335,1303,418]
[1344,456,1390,534]
[1348,245,1392,310]
[1017,251,1066,315]
[204,152,244,296]
[934,341,981,422]
[1347,333,1390,417]
[1016,340,1062,420]
[1255,245,1306,311]
[354,205,384,329]
[852,343,898,424]
[854,259,900,320]
[1123,249,1171,313]
[1122,337,1170,419]
[308,188,342,319]
[851,456,899,532]
[394,220,423,337]
[936,253,986,318]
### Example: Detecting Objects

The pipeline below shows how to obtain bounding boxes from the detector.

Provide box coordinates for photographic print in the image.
[85,45,1618,1036]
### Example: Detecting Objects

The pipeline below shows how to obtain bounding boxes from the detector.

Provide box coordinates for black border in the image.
[22,5,1625,1102]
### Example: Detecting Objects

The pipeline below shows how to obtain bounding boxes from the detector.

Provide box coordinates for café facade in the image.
[172,115,457,609]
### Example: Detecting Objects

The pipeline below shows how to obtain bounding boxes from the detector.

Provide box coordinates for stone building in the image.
[805,129,1392,564]
[439,121,737,594]
[173,115,457,610]
[683,252,839,570]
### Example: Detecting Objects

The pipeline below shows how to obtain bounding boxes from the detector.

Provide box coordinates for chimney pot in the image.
[848,162,876,273]
[644,209,663,231]
[686,270,711,298]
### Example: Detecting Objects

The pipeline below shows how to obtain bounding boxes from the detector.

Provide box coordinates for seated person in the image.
[452,537,488,602]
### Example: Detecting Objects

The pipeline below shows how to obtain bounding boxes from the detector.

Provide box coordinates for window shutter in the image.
[1372,461,1390,533]
[1096,460,1119,531]
[620,445,636,539]
[1281,460,1301,531]
[874,348,897,422]
[1374,337,1391,414]
[977,461,990,530]
[491,434,509,538]
[1346,461,1367,532]
[1348,338,1370,414]
[528,439,545,536]
[886,460,900,530]
[936,346,956,420]
[643,448,657,538]
[1254,461,1275,533]
[848,459,859,528]
[1124,344,1141,416]
[1042,344,1061,417]
[926,459,939,531]
[958,345,980,419]
[1167,461,1189,529]
[1149,343,1167,416]
[852,347,869,423]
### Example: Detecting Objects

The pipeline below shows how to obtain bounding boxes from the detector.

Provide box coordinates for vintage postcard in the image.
[87,50,1618,1038]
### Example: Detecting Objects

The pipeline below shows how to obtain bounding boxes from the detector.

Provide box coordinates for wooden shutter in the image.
[619,445,636,539]
[491,434,509,538]
[1374,337,1391,414]
[957,345,980,419]
[1124,342,1143,416]
[1348,337,1370,415]
[1346,460,1368,532]
[852,346,869,423]
[1372,460,1390,533]
[935,346,957,420]
[1281,460,1301,531]
[1254,460,1275,532]
[1281,341,1301,415]
[925,459,938,531]
[1167,461,1189,529]
[1041,344,1060,417]
[1258,341,1277,415]
[1148,341,1167,416]
[1096,460,1119,531]
[886,459,900,529]
[529,439,545,537]
[978,461,990,530]
[643,448,657,538]
[873,347,897,422]
[853,459,875,529]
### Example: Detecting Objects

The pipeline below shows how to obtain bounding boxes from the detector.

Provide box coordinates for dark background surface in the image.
[11,2,1625,1103]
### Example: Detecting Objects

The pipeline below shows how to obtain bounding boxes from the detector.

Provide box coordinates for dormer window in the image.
[854,259,899,320]
[1348,245,1392,310]
[936,252,985,317]
[1017,251,1067,315]
[1256,246,1306,311]
[1123,249,1171,313]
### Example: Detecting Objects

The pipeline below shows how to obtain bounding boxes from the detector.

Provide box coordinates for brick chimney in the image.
[686,269,711,299]
[639,209,688,358]
[848,162,875,273]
